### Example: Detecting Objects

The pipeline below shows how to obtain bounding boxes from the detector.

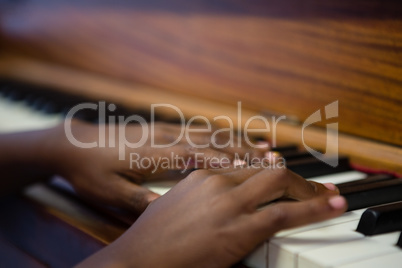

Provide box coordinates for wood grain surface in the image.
[1,0,401,146]
[1,55,401,175]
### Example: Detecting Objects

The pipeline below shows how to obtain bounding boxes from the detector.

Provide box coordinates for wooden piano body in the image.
[0,0,401,267]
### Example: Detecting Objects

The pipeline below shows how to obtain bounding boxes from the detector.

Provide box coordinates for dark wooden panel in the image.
[1,0,401,146]
[0,190,120,267]
[0,237,46,268]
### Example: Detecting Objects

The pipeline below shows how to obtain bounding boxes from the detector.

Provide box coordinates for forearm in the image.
[0,127,58,195]
[75,225,162,268]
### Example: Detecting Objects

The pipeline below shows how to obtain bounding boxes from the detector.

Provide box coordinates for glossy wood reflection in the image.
[1,0,401,146]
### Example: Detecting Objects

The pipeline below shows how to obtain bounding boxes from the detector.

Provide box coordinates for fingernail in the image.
[328,196,346,210]
[147,193,160,203]
[233,159,247,167]
[323,183,337,191]
[186,159,195,167]
[210,161,220,168]
[264,151,281,160]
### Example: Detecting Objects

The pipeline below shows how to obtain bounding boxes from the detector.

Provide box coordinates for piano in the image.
[0,0,401,267]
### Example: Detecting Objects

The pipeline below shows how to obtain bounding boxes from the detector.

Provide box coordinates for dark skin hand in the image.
[0,119,268,214]
[0,121,346,267]
[77,166,346,268]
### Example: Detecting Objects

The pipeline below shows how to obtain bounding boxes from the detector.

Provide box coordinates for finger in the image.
[249,195,347,237]
[207,165,265,184]
[206,161,283,183]
[179,125,235,146]
[181,128,270,161]
[166,145,235,170]
[178,128,215,147]
[208,157,280,175]
[188,146,235,169]
[210,130,270,153]
[151,122,271,157]
[153,123,215,145]
[140,123,186,145]
[144,169,192,182]
[149,123,270,165]
[109,175,161,214]
[234,136,269,155]
[218,146,265,162]
[232,168,338,208]
[260,151,284,166]
[133,145,236,175]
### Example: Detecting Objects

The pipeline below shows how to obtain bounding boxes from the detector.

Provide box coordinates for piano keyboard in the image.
[0,90,63,133]
[1,79,401,268]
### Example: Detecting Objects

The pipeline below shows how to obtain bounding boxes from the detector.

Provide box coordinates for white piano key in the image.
[141,180,181,195]
[307,170,367,184]
[0,97,62,133]
[243,242,268,268]
[268,221,364,268]
[141,171,368,200]
[272,218,402,268]
[5,86,393,268]
[142,170,369,268]
[298,237,400,268]
[368,231,401,245]
[245,211,364,268]
[275,209,365,238]
[335,251,402,268]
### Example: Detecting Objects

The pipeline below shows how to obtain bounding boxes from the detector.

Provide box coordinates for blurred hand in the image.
[78,166,346,268]
[47,120,269,214]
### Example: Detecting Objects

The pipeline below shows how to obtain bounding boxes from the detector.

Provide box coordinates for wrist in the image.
[0,124,65,191]
[30,126,64,177]
[36,122,84,177]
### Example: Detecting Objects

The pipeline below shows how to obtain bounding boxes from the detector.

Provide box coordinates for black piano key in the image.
[0,85,16,98]
[40,101,62,114]
[356,201,402,236]
[397,232,402,248]
[282,151,316,161]
[24,94,47,109]
[0,84,8,95]
[58,95,101,122]
[336,174,394,188]
[31,97,49,111]
[271,144,299,154]
[5,89,26,101]
[0,79,172,125]
[286,155,350,178]
[341,178,402,211]
[71,107,100,123]
[93,104,122,124]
